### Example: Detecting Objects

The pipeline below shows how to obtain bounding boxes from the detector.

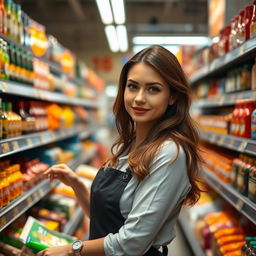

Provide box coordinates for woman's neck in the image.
[132,124,152,150]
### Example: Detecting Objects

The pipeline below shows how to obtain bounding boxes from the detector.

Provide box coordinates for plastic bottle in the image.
[237,9,245,46]
[236,100,245,136]
[248,161,256,202]
[0,98,4,140]
[231,101,240,136]
[0,170,9,207]
[245,5,254,41]
[251,1,256,38]
[240,99,255,138]
[251,105,256,139]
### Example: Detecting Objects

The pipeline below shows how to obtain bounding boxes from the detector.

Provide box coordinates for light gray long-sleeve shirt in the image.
[104,140,191,256]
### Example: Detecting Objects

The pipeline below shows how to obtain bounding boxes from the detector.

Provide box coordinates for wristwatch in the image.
[72,240,84,256]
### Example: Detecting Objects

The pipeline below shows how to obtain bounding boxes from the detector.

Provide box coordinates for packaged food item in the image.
[20,216,75,253]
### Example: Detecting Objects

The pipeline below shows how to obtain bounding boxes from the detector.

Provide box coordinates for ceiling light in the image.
[111,0,125,24]
[96,0,113,24]
[105,25,119,52]
[133,45,179,55]
[116,25,128,52]
[133,36,211,46]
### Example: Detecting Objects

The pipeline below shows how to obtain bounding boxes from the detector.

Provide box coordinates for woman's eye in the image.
[148,87,160,93]
[127,84,137,90]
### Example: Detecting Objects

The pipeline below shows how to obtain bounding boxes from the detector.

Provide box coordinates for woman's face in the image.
[124,62,172,129]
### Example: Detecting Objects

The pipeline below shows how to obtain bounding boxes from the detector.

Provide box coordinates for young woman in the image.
[37,45,202,256]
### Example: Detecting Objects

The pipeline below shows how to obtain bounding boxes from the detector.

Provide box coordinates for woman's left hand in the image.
[36,245,72,256]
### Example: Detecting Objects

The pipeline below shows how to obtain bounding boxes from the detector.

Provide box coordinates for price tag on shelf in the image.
[229,139,236,149]
[237,92,244,99]
[218,96,225,105]
[26,138,33,147]
[239,44,245,55]
[38,188,45,197]
[50,131,56,140]
[0,82,8,92]
[0,216,7,228]
[60,130,66,137]
[229,95,236,103]
[235,198,244,211]
[26,196,33,205]
[1,143,10,153]
[238,141,247,152]
[39,134,47,144]
[11,141,20,151]
[210,134,217,143]
[218,136,225,145]
[12,207,19,217]
[33,89,40,98]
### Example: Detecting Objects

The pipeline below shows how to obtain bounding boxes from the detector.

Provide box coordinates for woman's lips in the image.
[132,107,150,114]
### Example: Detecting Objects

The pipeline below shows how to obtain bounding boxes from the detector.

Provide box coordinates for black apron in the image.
[89,167,168,256]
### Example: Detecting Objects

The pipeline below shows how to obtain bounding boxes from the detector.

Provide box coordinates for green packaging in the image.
[20,216,75,253]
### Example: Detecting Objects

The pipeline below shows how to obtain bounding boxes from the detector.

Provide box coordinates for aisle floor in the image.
[167,224,194,256]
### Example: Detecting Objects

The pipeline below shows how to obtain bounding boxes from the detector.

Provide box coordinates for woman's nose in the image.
[134,89,146,103]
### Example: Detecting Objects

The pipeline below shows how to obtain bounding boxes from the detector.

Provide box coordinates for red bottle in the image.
[236,9,245,46]
[244,5,254,41]
[240,99,255,138]
[231,101,241,136]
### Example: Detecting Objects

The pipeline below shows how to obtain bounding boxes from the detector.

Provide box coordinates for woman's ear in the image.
[168,97,175,106]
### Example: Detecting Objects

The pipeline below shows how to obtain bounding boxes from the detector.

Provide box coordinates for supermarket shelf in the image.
[190,37,256,84]
[0,148,96,232]
[63,206,83,235]
[200,130,256,156]
[0,80,98,108]
[0,124,93,158]
[193,90,256,108]
[178,210,206,256]
[0,179,59,232]
[202,167,256,225]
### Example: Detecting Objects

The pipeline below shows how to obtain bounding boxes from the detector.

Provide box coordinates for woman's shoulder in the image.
[157,139,185,160]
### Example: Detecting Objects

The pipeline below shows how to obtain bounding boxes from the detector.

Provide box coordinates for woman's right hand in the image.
[44,163,79,188]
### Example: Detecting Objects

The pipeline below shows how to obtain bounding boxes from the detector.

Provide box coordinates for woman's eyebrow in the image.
[127,79,163,87]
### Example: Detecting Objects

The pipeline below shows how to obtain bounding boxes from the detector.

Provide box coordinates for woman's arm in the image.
[44,164,90,217]
[36,238,105,256]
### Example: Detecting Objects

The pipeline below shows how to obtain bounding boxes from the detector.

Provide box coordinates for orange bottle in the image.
[0,0,6,34]
[0,170,9,207]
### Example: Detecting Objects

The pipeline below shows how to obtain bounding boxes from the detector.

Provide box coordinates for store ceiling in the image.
[17,0,208,54]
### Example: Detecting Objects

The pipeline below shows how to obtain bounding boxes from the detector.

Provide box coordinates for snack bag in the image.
[20,216,75,253]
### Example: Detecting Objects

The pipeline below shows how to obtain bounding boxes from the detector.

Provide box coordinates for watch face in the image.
[73,240,82,250]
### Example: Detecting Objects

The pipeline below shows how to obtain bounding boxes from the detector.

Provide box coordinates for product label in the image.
[237,173,243,190]
[3,186,9,206]
[240,123,245,136]
[0,119,2,138]
[249,178,256,196]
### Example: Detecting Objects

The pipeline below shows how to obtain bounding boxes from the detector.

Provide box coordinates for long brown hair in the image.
[106,45,202,206]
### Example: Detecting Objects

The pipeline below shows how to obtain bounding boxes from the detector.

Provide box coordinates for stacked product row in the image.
[0,97,89,139]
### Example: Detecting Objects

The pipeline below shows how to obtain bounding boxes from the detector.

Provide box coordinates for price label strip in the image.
[1,143,10,154]
[0,216,7,229]
[235,198,244,211]
[238,141,247,152]
[11,141,20,151]
[26,196,33,205]
[0,82,8,92]
[26,138,33,147]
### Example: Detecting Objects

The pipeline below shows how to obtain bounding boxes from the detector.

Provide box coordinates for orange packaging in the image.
[220,241,244,254]
[214,227,244,239]
[217,234,245,246]
[224,250,243,256]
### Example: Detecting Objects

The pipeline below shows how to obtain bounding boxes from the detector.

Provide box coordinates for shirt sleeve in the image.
[104,141,191,256]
